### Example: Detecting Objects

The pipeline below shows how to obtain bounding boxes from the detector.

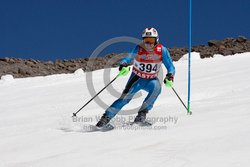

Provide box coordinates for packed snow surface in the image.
[0,52,250,167]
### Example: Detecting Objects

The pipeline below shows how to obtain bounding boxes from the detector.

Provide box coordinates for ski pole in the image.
[72,67,130,117]
[72,75,119,117]
[171,87,192,115]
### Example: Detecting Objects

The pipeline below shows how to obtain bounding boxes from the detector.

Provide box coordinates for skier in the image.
[96,27,175,128]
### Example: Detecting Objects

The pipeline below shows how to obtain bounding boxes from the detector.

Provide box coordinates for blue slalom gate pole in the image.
[187,0,192,114]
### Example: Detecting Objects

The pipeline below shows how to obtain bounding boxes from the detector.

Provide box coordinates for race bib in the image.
[132,44,163,79]
[133,59,162,79]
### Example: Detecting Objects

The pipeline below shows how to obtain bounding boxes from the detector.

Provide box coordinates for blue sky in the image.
[1,0,249,61]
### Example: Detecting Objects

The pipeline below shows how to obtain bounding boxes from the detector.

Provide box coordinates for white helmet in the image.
[142,27,159,44]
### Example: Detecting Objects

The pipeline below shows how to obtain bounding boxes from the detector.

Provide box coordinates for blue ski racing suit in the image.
[104,43,175,119]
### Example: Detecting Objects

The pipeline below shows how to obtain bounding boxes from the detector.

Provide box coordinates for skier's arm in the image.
[119,46,138,65]
[162,46,175,75]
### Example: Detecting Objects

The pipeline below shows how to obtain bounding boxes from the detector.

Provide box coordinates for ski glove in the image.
[118,63,130,77]
[164,73,174,88]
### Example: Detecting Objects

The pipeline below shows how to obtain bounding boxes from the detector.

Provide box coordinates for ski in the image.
[128,121,152,127]
[84,124,115,132]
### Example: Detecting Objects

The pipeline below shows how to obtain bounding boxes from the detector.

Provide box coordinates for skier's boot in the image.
[96,114,111,128]
[134,109,148,124]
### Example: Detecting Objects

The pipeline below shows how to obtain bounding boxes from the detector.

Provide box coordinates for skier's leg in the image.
[96,74,141,127]
[105,74,141,118]
[134,78,162,123]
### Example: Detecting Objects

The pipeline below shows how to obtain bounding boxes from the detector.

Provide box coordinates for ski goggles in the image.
[143,37,156,44]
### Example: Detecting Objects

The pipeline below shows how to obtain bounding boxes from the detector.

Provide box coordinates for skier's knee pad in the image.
[119,93,133,104]
[119,97,131,106]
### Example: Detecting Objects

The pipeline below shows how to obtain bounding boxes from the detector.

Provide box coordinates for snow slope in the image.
[0,53,250,167]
